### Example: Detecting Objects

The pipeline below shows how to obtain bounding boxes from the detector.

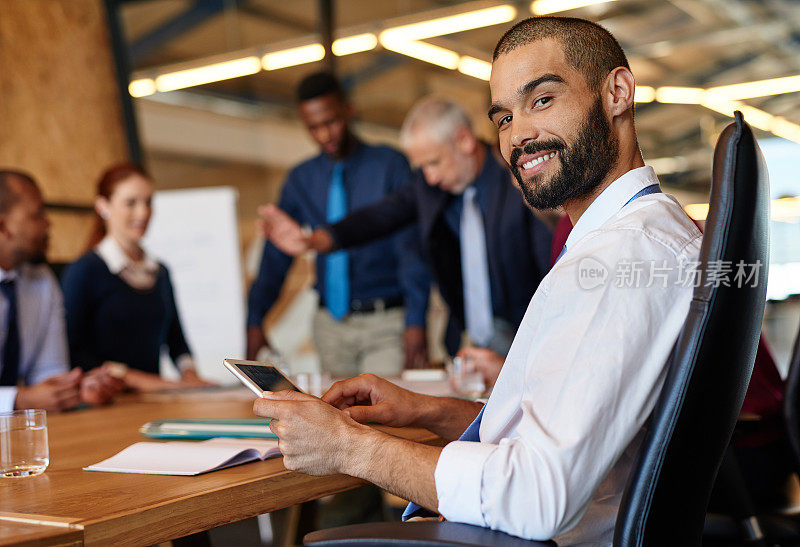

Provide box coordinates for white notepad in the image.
[84,437,281,476]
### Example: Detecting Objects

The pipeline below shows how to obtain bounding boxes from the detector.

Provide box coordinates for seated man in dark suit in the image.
[254,16,704,543]
[261,97,553,356]
[0,170,122,412]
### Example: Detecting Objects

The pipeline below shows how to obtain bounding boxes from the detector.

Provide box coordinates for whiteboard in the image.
[142,186,244,383]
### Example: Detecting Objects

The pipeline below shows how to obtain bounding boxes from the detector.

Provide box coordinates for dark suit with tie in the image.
[327,144,553,353]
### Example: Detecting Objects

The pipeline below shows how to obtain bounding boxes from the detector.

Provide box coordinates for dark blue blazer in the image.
[328,146,553,353]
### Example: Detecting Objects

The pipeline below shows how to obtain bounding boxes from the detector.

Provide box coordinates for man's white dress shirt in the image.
[0,264,70,411]
[433,166,703,544]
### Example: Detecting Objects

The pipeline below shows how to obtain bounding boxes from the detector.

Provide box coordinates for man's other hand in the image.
[246,325,269,361]
[456,346,504,390]
[80,366,125,405]
[322,373,424,428]
[14,367,82,412]
[180,368,217,388]
[403,326,429,369]
[258,204,311,256]
[253,389,368,476]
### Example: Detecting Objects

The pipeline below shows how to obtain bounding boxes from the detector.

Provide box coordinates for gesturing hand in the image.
[253,390,368,476]
[80,367,125,405]
[257,204,311,256]
[322,373,425,428]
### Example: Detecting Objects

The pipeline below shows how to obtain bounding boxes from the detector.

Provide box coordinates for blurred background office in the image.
[0,0,798,386]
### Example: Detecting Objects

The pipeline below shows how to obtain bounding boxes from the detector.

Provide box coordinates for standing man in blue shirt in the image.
[247,72,430,375]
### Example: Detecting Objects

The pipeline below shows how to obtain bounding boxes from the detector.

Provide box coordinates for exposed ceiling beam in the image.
[130,0,246,66]
[237,4,316,33]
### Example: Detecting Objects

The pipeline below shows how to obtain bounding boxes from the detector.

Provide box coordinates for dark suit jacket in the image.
[328,145,553,353]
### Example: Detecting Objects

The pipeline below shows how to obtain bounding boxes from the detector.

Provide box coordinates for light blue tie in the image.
[325,163,349,320]
[403,406,485,520]
[460,187,493,347]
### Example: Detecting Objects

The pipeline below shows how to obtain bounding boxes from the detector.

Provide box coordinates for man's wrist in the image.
[309,228,334,253]
[341,423,383,478]
[409,393,443,431]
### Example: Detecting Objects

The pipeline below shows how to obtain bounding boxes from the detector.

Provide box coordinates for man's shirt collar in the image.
[565,165,659,251]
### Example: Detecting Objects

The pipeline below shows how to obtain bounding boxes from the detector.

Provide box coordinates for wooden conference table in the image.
[0,393,440,546]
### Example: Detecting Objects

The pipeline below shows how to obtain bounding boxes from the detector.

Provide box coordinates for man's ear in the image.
[454,126,477,155]
[603,67,636,119]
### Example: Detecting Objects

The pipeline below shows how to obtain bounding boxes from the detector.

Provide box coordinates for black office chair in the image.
[615,111,769,546]
[304,112,770,546]
[784,322,800,477]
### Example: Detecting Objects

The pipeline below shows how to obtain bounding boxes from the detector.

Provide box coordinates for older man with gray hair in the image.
[262,96,553,357]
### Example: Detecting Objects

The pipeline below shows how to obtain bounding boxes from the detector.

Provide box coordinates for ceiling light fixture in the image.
[457,56,492,81]
[380,36,461,69]
[262,44,325,70]
[634,86,656,103]
[706,74,800,100]
[380,5,517,42]
[155,56,261,93]
[129,78,156,98]
[531,0,617,15]
[332,33,378,56]
[654,86,706,104]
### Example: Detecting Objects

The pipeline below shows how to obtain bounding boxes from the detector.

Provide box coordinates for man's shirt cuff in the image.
[434,440,498,526]
[0,387,18,412]
[404,308,427,327]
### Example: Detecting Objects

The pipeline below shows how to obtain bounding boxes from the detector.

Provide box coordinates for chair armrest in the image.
[303,521,554,546]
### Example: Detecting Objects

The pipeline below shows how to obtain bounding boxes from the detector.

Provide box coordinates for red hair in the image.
[85,162,152,251]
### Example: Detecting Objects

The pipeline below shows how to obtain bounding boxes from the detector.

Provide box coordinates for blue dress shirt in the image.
[248,141,430,327]
[0,264,69,411]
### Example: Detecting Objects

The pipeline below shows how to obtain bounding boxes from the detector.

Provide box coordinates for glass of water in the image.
[447,356,486,399]
[0,409,49,478]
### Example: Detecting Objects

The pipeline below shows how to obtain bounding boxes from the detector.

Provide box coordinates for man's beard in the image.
[509,98,619,211]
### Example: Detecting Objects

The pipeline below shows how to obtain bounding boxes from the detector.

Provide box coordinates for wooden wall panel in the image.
[0,0,131,260]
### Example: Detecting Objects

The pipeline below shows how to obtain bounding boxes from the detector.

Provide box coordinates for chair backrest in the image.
[783,317,800,475]
[614,112,770,546]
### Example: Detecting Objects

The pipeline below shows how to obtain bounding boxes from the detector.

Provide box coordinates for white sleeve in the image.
[0,386,18,412]
[434,229,695,540]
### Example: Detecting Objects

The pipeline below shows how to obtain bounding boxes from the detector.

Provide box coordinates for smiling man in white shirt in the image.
[253,16,702,544]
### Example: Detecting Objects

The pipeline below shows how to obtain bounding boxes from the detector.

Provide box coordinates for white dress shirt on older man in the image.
[433,166,703,544]
[0,264,69,411]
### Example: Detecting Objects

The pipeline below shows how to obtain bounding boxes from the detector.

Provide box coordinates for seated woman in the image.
[61,163,212,391]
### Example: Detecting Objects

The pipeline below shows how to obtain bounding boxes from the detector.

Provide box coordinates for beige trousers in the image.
[312,307,405,377]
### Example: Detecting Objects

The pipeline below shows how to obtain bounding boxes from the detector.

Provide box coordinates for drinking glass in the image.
[446,356,486,399]
[0,409,49,478]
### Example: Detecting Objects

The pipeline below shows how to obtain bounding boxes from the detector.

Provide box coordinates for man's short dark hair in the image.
[296,71,346,103]
[0,170,37,214]
[493,16,630,91]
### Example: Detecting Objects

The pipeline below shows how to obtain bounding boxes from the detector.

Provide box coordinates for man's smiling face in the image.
[489,38,619,210]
